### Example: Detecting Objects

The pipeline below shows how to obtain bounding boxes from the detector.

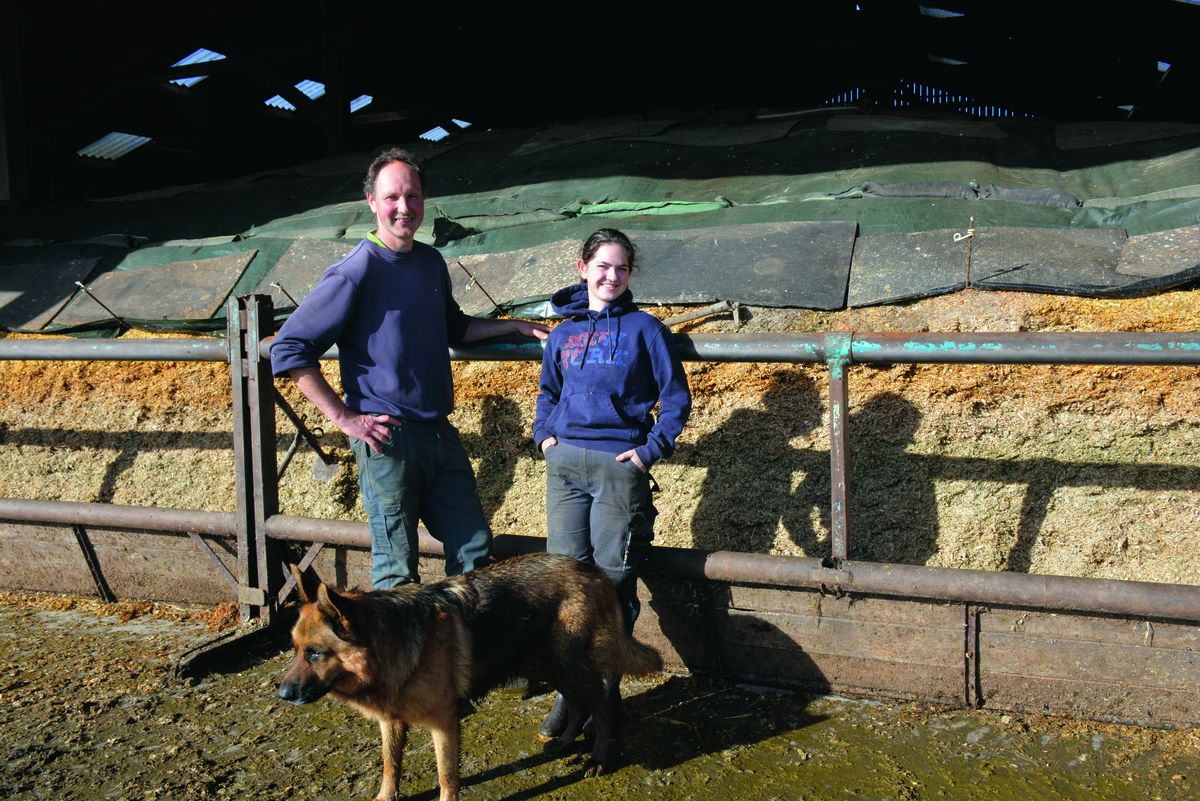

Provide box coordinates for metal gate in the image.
[3,294,1200,725]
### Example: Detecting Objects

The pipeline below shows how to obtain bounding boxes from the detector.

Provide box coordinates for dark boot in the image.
[538,692,569,742]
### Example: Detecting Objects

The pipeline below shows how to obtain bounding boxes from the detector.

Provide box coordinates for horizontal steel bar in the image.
[0,338,229,362]
[676,334,826,363]
[266,521,1200,623]
[0,498,237,537]
[266,514,372,548]
[9,502,1200,621]
[256,331,1200,367]
[642,548,1200,622]
[266,334,830,364]
[5,332,1197,367]
[851,332,1200,366]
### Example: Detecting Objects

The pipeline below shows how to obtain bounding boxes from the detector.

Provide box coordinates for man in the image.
[271,148,548,588]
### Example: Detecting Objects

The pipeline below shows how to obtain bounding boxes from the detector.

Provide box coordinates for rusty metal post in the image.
[229,294,279,622]
[825,333,852,561]
[247,295,280,620]
[229,300,253,621]
[964,605,982,708]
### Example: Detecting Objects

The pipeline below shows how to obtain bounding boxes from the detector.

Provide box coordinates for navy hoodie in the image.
[534,283,691,467]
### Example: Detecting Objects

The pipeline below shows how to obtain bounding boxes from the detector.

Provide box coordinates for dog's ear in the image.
[316,584,352,630]
[316,584,360,641]
[289,563,322,605]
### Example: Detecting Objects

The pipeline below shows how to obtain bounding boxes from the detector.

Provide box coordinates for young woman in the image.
[532,228,691,739]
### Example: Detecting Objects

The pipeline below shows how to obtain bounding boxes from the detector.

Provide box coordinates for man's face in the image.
[366,161,425,251]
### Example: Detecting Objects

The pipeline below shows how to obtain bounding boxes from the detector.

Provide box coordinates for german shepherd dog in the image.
[278,553,663,801]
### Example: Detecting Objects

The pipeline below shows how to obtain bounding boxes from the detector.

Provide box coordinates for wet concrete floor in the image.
[452,677,1199,801]
[1,604,1197,800]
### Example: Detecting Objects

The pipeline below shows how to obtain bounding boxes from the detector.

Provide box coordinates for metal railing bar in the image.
[8,498,1200,622]
[647,545,1200,622]
[265,521,1200,622]
[255,332,1200,367]
[189,532,240,591]
[1,338,229,362]
[851,332,1200,365]
[0,498,237,537]
[4,331,1198,368]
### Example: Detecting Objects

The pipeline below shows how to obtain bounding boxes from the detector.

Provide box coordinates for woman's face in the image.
[577,243,631,311]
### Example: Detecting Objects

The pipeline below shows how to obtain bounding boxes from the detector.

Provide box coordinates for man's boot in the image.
[538,692,569,742]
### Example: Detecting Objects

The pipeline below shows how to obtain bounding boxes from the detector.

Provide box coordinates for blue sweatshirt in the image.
[533,283,691,467]
[270,239,470,427]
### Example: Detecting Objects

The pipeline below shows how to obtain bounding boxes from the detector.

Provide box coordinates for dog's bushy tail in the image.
[590,594,664,678]
[615,632,664,678]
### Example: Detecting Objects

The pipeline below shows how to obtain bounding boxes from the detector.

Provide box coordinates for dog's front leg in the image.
[377,719,409,801]
[429,715,462,801]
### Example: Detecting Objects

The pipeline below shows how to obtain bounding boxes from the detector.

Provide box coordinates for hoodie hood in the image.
[550,282,636,319]
[549,282,637,368]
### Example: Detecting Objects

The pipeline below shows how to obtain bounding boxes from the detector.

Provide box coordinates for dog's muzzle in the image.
[278,679,328,705]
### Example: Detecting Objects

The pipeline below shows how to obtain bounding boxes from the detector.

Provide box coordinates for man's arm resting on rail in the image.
[462,317,550,342]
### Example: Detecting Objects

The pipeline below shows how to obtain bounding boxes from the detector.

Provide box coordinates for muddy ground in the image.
[2,592,1199,800]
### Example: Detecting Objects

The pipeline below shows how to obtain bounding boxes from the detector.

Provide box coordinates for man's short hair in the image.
[363,148,427,198]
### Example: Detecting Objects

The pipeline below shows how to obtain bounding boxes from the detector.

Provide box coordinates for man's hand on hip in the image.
[288,366,402,453]
[337,411,403,453]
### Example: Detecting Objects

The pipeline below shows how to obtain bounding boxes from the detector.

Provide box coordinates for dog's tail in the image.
[589,590,663,678]
[614,632,664,678]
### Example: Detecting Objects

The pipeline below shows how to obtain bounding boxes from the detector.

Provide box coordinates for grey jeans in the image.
[352,423,492,589]
[544,440,656,629]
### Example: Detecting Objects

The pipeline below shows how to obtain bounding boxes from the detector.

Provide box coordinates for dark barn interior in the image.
[3,1,1199,205]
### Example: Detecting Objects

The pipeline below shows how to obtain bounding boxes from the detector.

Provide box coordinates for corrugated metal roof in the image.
[77,132,152,160]
[266,80,326,110]
[264,95,295,111]
[169,48,225,88]
[294,80,325,100]
[919,6,964,19]
[420,119,472,142]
